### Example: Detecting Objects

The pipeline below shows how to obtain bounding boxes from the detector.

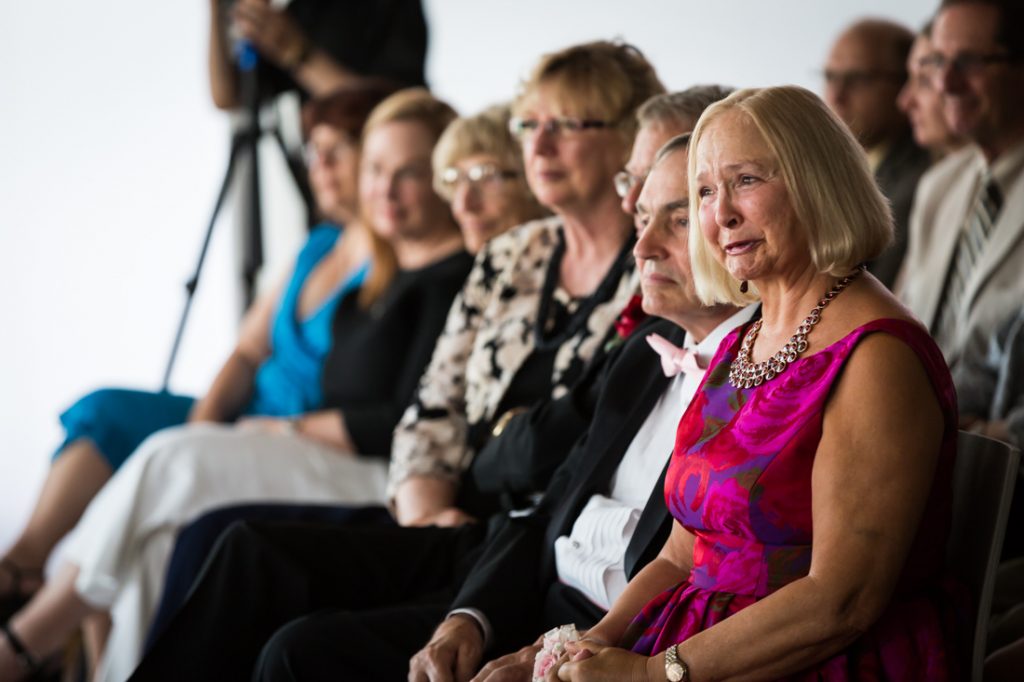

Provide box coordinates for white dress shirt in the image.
[553,305,756,608]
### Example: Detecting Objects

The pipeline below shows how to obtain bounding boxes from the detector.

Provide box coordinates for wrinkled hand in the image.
[470,643,540,681]
[553,641,651,682]
[231,0,307,67]
[409,615,485,682]
[408,507,478,528]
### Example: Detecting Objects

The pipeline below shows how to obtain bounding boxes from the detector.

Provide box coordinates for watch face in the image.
[667,663,685,682]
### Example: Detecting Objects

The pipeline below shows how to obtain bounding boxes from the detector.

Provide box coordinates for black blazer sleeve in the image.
[467,315,667,499]
[466,348,605,498]
[451,440,594,654]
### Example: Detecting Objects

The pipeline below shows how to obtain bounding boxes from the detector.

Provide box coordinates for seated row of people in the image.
[0,86,539,676]
[131,83,959,681]
[3,0,1024,676]
[0,40,657,681]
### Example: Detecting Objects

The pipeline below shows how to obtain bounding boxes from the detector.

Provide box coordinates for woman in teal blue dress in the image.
[0,83,396,612]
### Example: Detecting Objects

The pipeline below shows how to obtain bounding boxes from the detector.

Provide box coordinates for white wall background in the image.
[0,0,936,550]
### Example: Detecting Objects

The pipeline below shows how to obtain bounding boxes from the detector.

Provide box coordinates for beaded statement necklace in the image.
[728,268,863,389]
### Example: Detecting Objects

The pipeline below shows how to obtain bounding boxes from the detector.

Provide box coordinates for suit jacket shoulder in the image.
[872,132,932,288]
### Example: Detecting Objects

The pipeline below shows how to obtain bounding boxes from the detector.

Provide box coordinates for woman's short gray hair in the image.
[688,85,893,305]
[637,86,734,129]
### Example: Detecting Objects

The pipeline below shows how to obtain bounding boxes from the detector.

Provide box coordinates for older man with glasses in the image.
[613,87,731,218]
[898,0,1024,369]
[899,7,1024,677]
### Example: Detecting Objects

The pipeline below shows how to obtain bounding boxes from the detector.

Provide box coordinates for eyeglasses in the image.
[822,69,906,90]
[508,117,612,140]
[918,51,1014,76]
[613,170,644,198]
[303,141,356,167]
[440,163,519,192]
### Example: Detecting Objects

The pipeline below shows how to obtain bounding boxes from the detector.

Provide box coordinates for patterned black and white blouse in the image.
[387,216,639,498]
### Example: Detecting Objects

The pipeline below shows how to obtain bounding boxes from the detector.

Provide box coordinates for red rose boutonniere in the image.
[606,294,647,351]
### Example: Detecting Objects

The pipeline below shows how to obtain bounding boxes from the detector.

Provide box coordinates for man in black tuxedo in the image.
[130,92,749,682]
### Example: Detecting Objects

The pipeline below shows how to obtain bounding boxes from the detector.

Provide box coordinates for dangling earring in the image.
[739,280,749,294]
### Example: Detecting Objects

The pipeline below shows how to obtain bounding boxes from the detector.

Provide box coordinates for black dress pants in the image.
[254,602,451,681]
[145,503,393,652]
[130,519,485,682]
[252,571,607,681]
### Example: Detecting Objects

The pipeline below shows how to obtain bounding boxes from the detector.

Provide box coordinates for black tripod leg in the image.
[240,70,264,312]
[160,133,247,392]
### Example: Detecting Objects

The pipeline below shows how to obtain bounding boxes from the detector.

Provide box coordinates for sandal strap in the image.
[1,621,39,673]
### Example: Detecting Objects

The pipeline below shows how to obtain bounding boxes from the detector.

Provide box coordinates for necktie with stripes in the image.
[934,172,1003,348]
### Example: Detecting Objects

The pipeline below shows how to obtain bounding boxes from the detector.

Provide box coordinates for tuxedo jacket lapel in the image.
[625,461,671,579]
[540,321,682,580]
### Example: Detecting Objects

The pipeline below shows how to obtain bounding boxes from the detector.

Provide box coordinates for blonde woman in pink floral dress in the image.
[551,86,960,681]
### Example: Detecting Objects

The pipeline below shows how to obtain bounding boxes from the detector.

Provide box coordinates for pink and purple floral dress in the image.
[629,318,961,680]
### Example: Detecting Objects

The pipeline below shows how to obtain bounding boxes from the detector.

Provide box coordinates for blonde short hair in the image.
[431,104,522,198]
[688,85,893,305]
[363,87,458,143]
[512,40,665,151]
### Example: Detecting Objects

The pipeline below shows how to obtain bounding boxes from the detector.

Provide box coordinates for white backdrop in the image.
[0,0,936,549]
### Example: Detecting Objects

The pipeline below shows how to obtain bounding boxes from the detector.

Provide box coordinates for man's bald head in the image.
[843,20,916,73]
[825,19,914,148]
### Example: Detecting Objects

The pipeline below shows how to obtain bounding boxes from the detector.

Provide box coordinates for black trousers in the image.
[252,575,606,681]
[130,520,487,682]
[144,503,393,652]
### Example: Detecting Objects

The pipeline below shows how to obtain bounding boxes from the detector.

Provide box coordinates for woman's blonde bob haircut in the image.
[512,40,665,150]
[431,104,522,199]
[688,85,893,306]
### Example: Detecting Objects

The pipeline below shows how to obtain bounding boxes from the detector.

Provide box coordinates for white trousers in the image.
[61,423,389,682]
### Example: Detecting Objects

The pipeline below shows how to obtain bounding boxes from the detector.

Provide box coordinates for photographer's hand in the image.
[231,0,308,70]
[225,0,370,98]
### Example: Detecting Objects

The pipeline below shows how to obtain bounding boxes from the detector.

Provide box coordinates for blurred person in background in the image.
[824,18,931,289]
[432,104,548,253]
[207,0,427,109]
[897,23,968,160]
[899,0,1024,368]
[899,3,1024,678]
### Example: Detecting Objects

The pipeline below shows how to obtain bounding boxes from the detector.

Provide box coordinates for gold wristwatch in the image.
[665,644,690,682]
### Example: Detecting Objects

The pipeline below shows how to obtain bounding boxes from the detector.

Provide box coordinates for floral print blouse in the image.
[387,216,639,499]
